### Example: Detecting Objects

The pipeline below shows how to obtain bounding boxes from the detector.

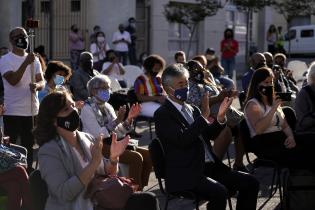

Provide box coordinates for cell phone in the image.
[276,92,292,101]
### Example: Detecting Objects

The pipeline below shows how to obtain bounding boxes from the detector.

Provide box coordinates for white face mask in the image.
[97,36,105,43]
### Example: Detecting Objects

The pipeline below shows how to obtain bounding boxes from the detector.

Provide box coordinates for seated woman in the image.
[244,67,310,169]
[205,49,235,90]
[34,90,159,210]
[38,61,72,102]
[186,60,233,159]
[80,75,152,190]
[187,58,246,171]
[101,49,127,88]
[134,55,167,117]
[0,105,32,210]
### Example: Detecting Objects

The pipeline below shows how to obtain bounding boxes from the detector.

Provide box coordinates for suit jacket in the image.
[38,131,99,210]
[154,99,225,192]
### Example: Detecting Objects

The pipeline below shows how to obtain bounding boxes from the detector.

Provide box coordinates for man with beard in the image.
[70,52,100,101]
[112,24,131,65]
[126,17,138,65]
[242,53,266,93]
[0,27,45,171]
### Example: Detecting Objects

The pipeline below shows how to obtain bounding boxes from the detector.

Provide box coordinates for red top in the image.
[220,39,239,59]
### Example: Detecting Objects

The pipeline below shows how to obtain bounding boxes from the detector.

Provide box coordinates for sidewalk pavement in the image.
[137,118,282,210]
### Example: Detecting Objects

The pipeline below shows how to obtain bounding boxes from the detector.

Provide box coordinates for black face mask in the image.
[109,56,116,62]
[254,63,266,70]
[73,28,79,33]
[81,61,93,72]
[57,110,80,132]
[259,85,274,105]
[192,71,204,83]
[267,63,273,69]
[151,72,158,77]
[15,37,28,50]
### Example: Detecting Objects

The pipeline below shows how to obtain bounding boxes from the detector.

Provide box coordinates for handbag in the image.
[226,106,244,127]
[84,174,138,209]
[0,144,27,173]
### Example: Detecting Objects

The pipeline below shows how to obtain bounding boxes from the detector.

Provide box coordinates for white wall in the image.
[0,0,22,49]
[150,0,169,58]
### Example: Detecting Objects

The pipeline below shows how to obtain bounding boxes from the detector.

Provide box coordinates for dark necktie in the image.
[181,104,214,163]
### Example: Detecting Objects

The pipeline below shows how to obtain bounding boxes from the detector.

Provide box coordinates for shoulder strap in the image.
[304,85,315,108]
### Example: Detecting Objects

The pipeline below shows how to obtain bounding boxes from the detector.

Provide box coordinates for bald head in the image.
[250,53,266,70]
[9,27,29,51]
[79,51,93,71]
[263,52,273,68]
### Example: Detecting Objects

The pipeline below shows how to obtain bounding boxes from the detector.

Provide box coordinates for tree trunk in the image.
[287,22,291,58]
[245,9,251,65]
[186,24,197,59]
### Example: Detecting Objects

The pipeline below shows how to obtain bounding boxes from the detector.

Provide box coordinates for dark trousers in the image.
[252,131,312,170]
[3,115,35,168]
[116,51,128,66]
[125,192,160,210]
[128,45,138,65]
[193,161,259,210]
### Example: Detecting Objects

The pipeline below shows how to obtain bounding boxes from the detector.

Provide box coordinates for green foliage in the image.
[233,0,273,12]
[272,0,315,22]
[164,0,221,31]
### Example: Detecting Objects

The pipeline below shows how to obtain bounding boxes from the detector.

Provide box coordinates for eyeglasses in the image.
[95,86,110,90]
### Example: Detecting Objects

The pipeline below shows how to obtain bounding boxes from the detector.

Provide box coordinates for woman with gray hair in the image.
[80,74,152,190]
[295,62,315,134]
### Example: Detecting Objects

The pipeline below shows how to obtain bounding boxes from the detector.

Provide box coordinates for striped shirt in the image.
[134,74,163,96]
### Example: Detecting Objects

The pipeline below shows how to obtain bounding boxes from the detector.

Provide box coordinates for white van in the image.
[284,25,315,55]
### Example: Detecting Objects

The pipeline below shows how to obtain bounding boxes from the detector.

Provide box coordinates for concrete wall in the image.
[0,0,22,49]
[256,7,286,52]
[150,0,169,57]
[86,0,136,49]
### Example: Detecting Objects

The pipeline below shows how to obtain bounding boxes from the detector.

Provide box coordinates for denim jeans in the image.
[221,57,235,79]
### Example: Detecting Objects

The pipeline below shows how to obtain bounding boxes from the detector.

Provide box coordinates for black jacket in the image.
[154,99,225,192]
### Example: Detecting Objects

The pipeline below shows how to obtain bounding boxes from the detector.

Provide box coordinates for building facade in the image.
[0,0,314,69]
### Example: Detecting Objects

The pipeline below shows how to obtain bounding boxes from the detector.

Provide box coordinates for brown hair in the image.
[33,90,71,146]
[245,67,274,105]
[44,61,72,82]
[143,54,166,74]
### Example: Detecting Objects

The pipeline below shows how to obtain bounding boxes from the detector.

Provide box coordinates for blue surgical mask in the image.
[97,89,110,102]
[53,75,64,86]
[173,87,189,101]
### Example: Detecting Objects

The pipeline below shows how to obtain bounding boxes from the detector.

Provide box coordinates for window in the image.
[41,1,50,13]
[71,0,80,12]
[301,29,314,38]
[285,30,296,41]
[168,23,198,56]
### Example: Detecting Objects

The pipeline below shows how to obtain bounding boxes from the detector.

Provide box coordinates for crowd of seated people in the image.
[2,24,315,210]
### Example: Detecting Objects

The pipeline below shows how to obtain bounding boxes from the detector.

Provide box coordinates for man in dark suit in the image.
[154,64,259,210]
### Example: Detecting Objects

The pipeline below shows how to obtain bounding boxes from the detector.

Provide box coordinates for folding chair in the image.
[240,119,285,209]
[29,170,48,210]
[149,138,233,210]
[127,88,154,139]
[149,138,200,210]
